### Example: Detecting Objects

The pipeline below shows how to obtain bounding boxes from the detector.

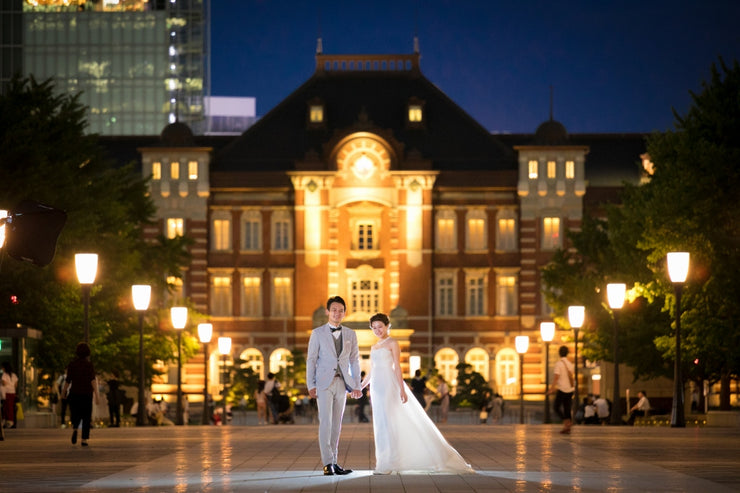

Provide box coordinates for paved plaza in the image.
[1,422,739,492]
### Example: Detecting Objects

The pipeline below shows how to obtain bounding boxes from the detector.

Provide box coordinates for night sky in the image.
[210,0,740,134]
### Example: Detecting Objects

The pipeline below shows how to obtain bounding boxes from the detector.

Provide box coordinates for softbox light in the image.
[4,199,67,267]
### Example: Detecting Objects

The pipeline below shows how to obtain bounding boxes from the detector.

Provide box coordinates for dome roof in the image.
[534,119,569,145]
[160,121,194,146]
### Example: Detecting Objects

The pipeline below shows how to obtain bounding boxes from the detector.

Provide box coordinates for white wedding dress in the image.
[369,347,473,474]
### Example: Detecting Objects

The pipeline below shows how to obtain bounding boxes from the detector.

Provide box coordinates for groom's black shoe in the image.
[333,464,352,475]
[323,464,335,476]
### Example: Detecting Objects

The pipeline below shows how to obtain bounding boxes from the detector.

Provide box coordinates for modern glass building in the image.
[0,0,208,135]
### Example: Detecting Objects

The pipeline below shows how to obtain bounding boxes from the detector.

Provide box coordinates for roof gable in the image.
[217,53,513,172]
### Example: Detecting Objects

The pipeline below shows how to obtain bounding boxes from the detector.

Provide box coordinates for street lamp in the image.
[667,251,689,428]
[568,305,585,416]
[218,336,232,425]
[132,285,151,427]
[75,253,98,342]
[198,323,213,425]
[607,283,626,425]
[170,306,188,426]
[515,335,529,424]
[540,322,555,424]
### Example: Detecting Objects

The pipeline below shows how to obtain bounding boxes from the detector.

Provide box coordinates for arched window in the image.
[239,348,264,378]
[434,347,459,387]
[269,348,292,375]
[465,347,490,381]
[495,348,519,397]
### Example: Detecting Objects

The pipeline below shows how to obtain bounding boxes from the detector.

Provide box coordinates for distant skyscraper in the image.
[0,0,209,136]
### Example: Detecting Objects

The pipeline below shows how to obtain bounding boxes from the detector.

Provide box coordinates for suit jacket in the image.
[306,323,361,393]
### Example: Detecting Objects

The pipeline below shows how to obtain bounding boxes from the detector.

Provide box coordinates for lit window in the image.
[496,216,517,251]
[436,210,456,251]
[212,217,232,251]
[528,160,538,179]
[269,348,292,374]
[242,211,261,251]
[239,348,264,377]
[465,348,490,379]
[167,218,183,239]
[565,160,575,179]
[188,160,198,180]
[170,161,180,180]
[465,271,486,316]
[309,104,323,123]
[152,161,162,180]
[434,348,459,387]
[357,223,374,250]
[547,160,556,179]
[495,348,519,397]
[351,278,380,315]
[210,275,232,316]
[542,217,561,249]
[272,274,292,316]
[241,274,262,317]
[466,210,486,251]
[408,104,423,122]
[436,271,456,316]
[496,275,517,316]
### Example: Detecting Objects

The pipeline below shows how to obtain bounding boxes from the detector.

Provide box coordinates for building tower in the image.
[0,0,209,136]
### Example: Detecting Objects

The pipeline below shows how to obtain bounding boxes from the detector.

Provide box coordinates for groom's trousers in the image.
[317,375,348,465]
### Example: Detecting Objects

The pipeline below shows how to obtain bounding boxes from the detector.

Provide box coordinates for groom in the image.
[307,296,362,476]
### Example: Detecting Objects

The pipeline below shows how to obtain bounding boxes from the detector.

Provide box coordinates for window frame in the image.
[210,272,233,317]
[211,211,232,252]
[435,209,457,252]
[435,269,457,317]
[241,209,262,252]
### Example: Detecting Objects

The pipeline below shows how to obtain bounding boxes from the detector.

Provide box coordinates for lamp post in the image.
[132,285,151,427]
[568,305,585,417]
[198,323,213,426]
[75,253,98,342]
[218,336,232,425]
[607,283,626,425]
[540,322,555,424]
[667,252,689,428]
[515,335,529,424]
[170,306,188,426]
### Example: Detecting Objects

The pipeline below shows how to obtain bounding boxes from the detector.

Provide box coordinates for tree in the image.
[638,58,740,409]
[450,363,491,410]
[0,76,192,392]
[543,59,740,408]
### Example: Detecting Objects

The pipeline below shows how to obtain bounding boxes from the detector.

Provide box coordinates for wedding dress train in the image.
[369,348,473,474]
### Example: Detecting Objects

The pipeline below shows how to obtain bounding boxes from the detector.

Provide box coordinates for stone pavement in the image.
[1,423,738,492]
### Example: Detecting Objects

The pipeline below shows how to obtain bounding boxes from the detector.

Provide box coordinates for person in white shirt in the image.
[593,395,610,424]
[627,390,650,425]
[548,345,575,434]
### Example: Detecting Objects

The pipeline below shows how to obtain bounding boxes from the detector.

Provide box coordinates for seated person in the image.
[627,390,650,425]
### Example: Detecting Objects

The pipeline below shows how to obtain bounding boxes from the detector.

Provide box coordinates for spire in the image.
[316,8,323,55]
[413,2,420,54]
[549,85,554,121]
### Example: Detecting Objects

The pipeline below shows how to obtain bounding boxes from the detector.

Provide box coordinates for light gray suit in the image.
[306,323,361,466]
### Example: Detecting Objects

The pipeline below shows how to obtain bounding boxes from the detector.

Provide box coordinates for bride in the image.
[361,313,473,474]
